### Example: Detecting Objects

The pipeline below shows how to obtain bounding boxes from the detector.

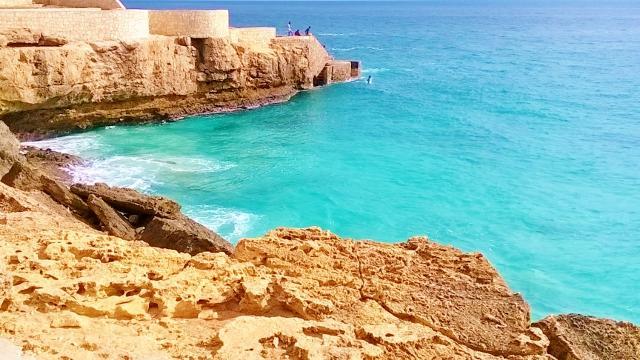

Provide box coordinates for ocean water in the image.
[28,1,640,323]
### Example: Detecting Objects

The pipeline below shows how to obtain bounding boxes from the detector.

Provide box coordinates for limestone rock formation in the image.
[71,182,233,254]
[2,124,638,358]
[1,173,638,358]
[0,33,340,139]
[71,183,181,218]
[534,314,640,360]
[86,194,137,241]
[0,120,20,177]
[140,215,233,256]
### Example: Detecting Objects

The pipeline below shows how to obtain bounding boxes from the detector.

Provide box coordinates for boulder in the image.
[41,176,92,218]
[1,160,43,191]
[535,314,640,360]
[71,183,181,218]
[139,215,233,255]
[0,121,21,178]
[86,194,136,241]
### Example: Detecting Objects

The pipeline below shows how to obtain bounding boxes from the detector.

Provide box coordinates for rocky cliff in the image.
[0,30,346,139]
[0,122,639,359]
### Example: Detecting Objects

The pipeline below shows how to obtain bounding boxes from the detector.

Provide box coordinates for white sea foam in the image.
[23,133,105,155]
[63,155,235,191]
[331,46,384,51]
[362,68,390,74]
[185,206,257,241]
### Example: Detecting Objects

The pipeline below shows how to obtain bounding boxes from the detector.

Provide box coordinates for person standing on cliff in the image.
[287,21,293,36]
[305,26,311,36]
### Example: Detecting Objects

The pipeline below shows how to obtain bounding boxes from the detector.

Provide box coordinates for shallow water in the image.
[28,1,640,322]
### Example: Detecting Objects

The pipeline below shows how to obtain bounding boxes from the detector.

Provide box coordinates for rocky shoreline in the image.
[1,120,639,359]
[0,29,356,141]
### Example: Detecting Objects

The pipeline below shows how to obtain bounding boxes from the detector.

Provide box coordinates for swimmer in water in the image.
[367,75,372,84]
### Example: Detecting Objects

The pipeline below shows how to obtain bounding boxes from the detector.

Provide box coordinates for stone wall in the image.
[34,0,124,10]
[329,60,353,83]
[0,9,149,41]
[149,10,229,38]
[229,27,276,48]
[0,0,34,7]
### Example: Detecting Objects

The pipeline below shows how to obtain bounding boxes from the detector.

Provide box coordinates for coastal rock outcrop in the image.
[71,183,181,219]
[534,314,640,360]
[0,33,337,139]
[71,182,233,254]
[1,174,639,358]
[1,125,638,358]
[0,120,20,177]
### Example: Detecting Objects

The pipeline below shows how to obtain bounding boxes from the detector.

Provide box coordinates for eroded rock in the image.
[41,175,92,218]
[1,160,43,191]
[86,194,136,241]
[0,121,20,177]
[535,314,640,360]
[0,181,637,359]
[71,183,181,218]
[140,215,233,255]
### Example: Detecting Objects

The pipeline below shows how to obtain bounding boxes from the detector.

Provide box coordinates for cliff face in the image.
[0,32,335,139]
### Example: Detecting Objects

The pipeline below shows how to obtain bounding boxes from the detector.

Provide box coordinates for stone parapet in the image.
[149,10,229,38]
[34,0,124,10]
[0,9,149,41]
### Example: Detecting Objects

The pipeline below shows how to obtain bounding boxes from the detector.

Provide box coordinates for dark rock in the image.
[22,146,82,184]
[70,183,181,218]
[128,214,142,226]
[534,314,640,360]
[0,121,21,178]
[41,176,92,218]
[38,35,68,47]
[1,160,43,191]
[139,215,233,255]
[86,195,136,241]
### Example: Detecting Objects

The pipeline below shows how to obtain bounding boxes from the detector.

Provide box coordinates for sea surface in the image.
[28,1,640,323]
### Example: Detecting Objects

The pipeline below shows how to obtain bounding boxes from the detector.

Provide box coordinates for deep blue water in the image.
[30,1,640,323]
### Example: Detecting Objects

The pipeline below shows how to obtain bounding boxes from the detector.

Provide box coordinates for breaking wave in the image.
[184,205,258,242]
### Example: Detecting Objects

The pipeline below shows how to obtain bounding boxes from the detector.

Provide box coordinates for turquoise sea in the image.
[29,1,640,323]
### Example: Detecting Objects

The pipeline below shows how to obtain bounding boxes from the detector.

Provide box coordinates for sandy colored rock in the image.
[1,159,43,191]
[535,314,640,360]
[50,312,86,328]
[41,175,92,218]
[0,182,636,359]
[22,145,83,183]
[86,194,136,241]
[0,120,20,177]
[140,215,233,255]
[71,182,181,218]
[0,36,338,139]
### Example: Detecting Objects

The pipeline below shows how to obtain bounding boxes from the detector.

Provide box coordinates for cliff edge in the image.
[0,29,357,139]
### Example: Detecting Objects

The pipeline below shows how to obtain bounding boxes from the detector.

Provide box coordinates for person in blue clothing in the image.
[305,26,311,36]
[287,21,293,36]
